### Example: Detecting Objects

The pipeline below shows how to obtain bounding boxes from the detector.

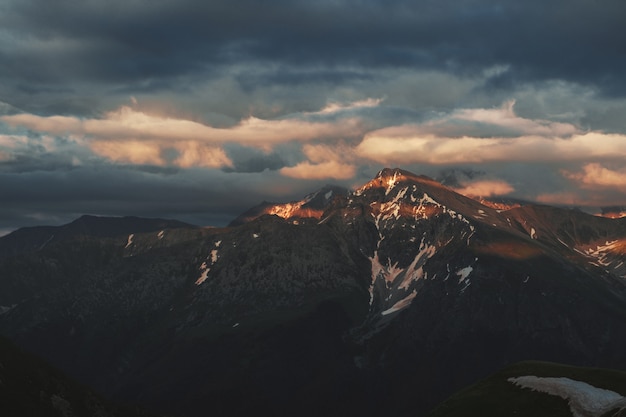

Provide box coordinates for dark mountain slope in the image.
[0,215,195,260]
[0,334,160,417]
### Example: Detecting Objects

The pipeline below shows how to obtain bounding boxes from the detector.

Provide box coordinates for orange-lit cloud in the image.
[280,143,356,180]
[354,101,626,166]
[89,140,232,168]
[90,140,164,166]
[5,99,626,181]
[280,160,356,179]
[453,180,514,198]
[562,163,626,188]
[447,100,577,137]
[1,102,371,146]
[355,131,626,165]
[535,191,585,206]
[1,100,378,169]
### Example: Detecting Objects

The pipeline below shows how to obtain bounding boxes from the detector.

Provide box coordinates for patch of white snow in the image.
[456,266,473,282]
[125,234,134,248]
[509,376,625,417]
[0,305,16,315]
[381,290,417,315]
[195,263,210,285]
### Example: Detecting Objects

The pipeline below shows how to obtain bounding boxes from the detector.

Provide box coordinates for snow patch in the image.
[325,190,333,200]
[398,239,436,290]
[157,230,164,240]
[268,202,305,219]
[456,266,473,282]
[0,305,16,315]
[195,262,210,285]
[530,227,537,239]
[583,240,626,277]
[125,234,134,248]
[195,247,220,285]
[384,170,400,195]
[215,240,222,247]
[509,376,626,417]
[253,233,260,238]
[381,290,417,315]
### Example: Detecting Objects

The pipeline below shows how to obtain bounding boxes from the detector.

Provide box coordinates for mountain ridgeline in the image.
[1,168,625,417]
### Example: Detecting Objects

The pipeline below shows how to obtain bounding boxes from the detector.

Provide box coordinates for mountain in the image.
[600,206,626,219]
[0,334,160,417]
[0,168,625,417]
[0,215,195,260]
[428,361,626,417]
[228,184,349,226]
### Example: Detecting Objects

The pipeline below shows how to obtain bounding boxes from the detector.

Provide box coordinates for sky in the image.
[1,0,626,234]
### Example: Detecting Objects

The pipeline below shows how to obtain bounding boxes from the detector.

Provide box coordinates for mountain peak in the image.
[356,167,448,198]
[376,167,414,179]
[228,184,349,226]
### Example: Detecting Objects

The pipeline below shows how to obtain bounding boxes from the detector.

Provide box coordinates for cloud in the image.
[354,102,626,165]
[453,180,514,198]
[3,107,344,145]
[280,161,356,180]
[440,100,578,137]
[563,163,626,189]
[221,147,287,173]
[2,0,626,117]
[1,100,380,169]
[280,143,356,180]
[534,191,585,206]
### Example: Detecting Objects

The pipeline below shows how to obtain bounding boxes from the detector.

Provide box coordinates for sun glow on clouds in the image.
[4,98,626,206]
[2,105,363,145]
[280,144,356,180]
[563,163,626,188]
[1,102,373,169]
[453,180,514,198]
[355,102,626,165]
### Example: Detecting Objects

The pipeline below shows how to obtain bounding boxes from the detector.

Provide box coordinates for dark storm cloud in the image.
[235,68,375,93]
[2,0,626,110]
[221,146,288,173]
